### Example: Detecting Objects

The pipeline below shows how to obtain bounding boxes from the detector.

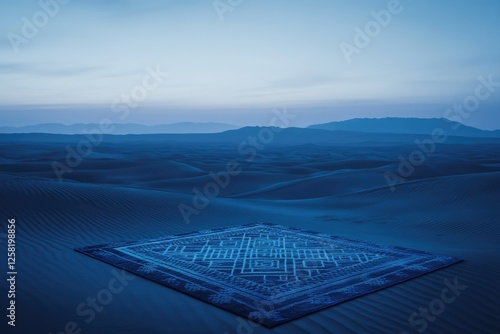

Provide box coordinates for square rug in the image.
[75,223,462,327]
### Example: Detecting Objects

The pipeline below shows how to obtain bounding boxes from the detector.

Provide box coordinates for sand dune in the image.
[0,136,499,333]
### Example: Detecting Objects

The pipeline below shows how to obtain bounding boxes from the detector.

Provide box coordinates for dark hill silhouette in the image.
[308,117,500,138]
[3,126,500,145]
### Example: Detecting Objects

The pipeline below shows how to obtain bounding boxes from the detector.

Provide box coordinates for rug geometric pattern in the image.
[75,223,462,327]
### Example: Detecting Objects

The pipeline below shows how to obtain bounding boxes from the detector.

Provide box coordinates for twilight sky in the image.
[1,0,499,129]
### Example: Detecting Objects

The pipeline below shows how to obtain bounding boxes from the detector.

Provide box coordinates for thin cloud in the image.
[0,62,106,77]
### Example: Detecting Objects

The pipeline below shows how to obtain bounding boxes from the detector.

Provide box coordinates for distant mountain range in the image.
[309,117,500,138]
[5,126,500,146]
[0,122,238,134]
[1,118,499,138]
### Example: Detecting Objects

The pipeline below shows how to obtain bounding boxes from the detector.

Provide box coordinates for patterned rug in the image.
[75,223,462,327]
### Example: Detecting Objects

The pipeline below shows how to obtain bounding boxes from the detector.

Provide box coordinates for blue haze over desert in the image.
[1,1,500,334]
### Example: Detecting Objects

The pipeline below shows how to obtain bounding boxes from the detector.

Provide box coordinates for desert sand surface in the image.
[0,134,499,334]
